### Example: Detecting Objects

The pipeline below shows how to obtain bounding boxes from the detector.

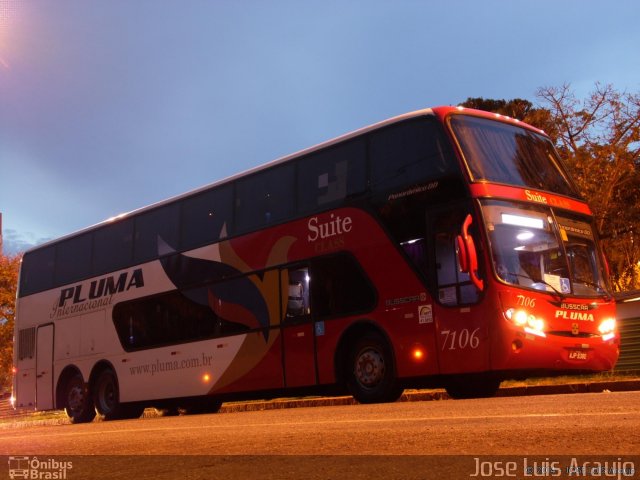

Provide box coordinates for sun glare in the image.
[0,0,22,70]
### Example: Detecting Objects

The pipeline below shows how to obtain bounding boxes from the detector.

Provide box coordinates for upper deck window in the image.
[297,138,366,213]
[449,115,579,199]
[370,118,455,195]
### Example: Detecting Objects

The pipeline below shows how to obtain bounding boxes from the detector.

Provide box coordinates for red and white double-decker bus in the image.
[12,106,618,423]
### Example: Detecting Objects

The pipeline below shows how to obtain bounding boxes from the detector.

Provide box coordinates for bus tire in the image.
[445,375,501,399]
[63,373,96,424]
[346,333,403,404]
[93,369,144,420]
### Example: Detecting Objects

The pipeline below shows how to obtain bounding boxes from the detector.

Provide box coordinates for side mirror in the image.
[456,214,484,291]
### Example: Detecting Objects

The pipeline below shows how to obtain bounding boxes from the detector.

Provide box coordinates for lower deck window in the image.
[113,253,376,351]
[113,285,250,351]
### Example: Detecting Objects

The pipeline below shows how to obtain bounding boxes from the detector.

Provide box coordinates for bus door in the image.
[429,206,490,374]
[281,265,317,387]
[35,323,55,410]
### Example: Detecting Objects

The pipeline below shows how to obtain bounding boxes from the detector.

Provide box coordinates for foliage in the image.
[459,97,535,122]
[535,84,640,291]
[0,253,21,392]
[461,84,640,291]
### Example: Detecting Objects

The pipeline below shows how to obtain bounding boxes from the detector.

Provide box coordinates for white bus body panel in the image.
[115,334,246,402]
[35,324,55,410]
[14,247,253,408]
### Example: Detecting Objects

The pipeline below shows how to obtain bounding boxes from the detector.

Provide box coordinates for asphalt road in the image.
[2,392,639,479]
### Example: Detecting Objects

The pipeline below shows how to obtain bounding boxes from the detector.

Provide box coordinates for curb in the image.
[495,379,640,397]
[219,380,640,413]
[2,380,639,425]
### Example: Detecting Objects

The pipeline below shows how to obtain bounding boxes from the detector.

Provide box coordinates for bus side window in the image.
[236,164,295,233]
[55,232,93,286]
[134,203,180,263]
[93,217,134,275]
[369,117,454,194]
[435,232,458,288]
[433,211,480,306]
[180,184,233,250]
[282,255,376,323]
[284,266,311,322]
[310,255,376,319]
[20,246,55,296]
[297,139,366,214]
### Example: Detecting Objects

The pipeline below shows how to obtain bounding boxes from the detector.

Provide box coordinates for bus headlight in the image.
[598,318,616,340]
[505,308,546,337]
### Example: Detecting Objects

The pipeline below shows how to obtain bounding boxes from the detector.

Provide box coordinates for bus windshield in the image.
[482,199,610,298]
[450,115,579,198]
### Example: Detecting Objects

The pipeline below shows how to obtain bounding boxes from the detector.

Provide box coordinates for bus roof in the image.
[24,105,545,253]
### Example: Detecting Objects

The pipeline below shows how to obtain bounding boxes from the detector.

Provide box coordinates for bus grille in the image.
[546,331,599,338]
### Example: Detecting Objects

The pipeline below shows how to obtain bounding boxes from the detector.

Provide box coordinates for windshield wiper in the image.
[503,271,566,301]
[574,278,612,301]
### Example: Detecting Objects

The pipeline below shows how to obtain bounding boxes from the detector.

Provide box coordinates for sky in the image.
[1,0,639,254]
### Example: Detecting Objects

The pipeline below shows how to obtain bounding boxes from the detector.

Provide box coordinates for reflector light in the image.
[412,348,425,361]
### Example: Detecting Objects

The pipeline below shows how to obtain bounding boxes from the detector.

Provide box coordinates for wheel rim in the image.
[97,375,117,413]
[67,382,85,415]
[354,347,385,389]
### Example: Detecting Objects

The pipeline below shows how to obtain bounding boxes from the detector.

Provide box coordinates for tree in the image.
[461,85,640,291]
[535,84,640,291]
[460,97,535,121]
[0,253,21,392]
[460,97,559,139]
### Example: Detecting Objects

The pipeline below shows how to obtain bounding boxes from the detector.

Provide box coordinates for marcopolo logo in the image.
[8,456,73,479]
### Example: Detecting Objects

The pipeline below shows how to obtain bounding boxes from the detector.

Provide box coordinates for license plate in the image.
[568,350,588,361]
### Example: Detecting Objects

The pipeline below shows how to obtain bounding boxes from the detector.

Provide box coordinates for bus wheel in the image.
[93,369,144,420]
[346,333,403,404]
[64,374,96,424]
[445,375,501,399]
